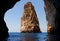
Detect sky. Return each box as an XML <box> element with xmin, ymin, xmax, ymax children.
<box><xmin>4</xmin><ymin>0</ymin><xmax>47</xmax><ymax>32</ymax></box>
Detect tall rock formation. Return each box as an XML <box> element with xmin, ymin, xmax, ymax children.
<box><xmin>20</xmin><ymin>2</ymin><xmax>41</xmax><ymax>33</ymax></box>
<box><xmin>44</xmin><ymin>0</ymin><xmax>60</xmax><ymax>34</ymax></box>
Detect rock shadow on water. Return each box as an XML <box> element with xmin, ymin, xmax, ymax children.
<box><xmin>0</xmin><ymin>36</ymin><xmax>8</xmax><ymax>41</ymax></box>
<box><xmin>20</xmin><ymin>33</ymin><xmax>38</xmax><ymax>41</ymax></box>
<box><xmin>21</xmin><ymin>34</ymin><xmax>35</xmax><ymax>41</ymax></box>
<box><xmin>47</xmin><ymin>34</ymin><xmax>60</xmax><ymax>41</ymax></box>
<box><xmin>20</xmin><ymin>33</ymin><xmax>47</xmax><ymax>41</ymax></box>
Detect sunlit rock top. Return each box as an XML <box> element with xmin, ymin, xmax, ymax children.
<box><xmin>20</xmin><ymin>2</ymin><xmax>41</xmax><ymax>33</ymax></box>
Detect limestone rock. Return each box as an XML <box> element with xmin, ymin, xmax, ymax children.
<box><xmin>20</xmin><ymin>2</ymin><xmax>41</xmax><ymax>33</ymax></box>
<box><xmin>44</xmin><ymin>0</ymin><xmax>60</xmax><ymax>34</ymax></box>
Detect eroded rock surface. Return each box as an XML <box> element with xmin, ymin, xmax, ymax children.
<box><xmin>20</xmin><ymin>2</ymin><xmax>41</xmax><ymax>33</ymax></box>
<box><xmin>44</xmin><ymin>0</ymin><xmax>60</xmax><ymax>34</ymax></box>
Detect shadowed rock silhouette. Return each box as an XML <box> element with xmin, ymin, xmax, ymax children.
<box><xmin>0</xmin><ymin>0</ymin><xmax>20</xmax><ymax>39</ymax></box>
<box><xmin>44</xmin><ymin>0</ymin><xmax>60</xmax><ymax>34</ymax></box>
<box><xmin>47</xmin><ymin>35</ymin><xmax>60</xmax><ymax>41</ymax></box>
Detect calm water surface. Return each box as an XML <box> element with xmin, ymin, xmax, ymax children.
<box><xmin>8</xmin><ymin>32</ymin><xmax>47</xmax><ymax>41</ymax></box>
<box><xmin>1</xmin><ymin>32</ymin><xmax>60</xmax><ymax>41</ymax></box>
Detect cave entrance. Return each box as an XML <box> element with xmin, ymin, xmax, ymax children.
<box><xmin>4</xmin><ymin>0</ymin><xmax>47</xmax><ymax>32</ymax></box>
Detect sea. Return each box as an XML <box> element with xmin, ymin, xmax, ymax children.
<box><xmin>1</xmin><ymin>32</ymin><xmax>60</xmax><ymax>41</ymax></box>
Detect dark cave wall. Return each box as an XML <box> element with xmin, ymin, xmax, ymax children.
<box><xmin>0</xmin><ymin>0</ymin><xmax>20</xmax><ymax>39</ymax></box>
<box><xmin>44</xmin><ymin>0</ymin><xmax>60</xmax><ymax>34</ymax></box>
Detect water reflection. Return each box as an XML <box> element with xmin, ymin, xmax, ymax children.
<box><xmin>1</xmin><ymin>33</ymin><xmax>47</xmax><ymax>41</ymax></box>
<box><xmin>20</xmin><ymin>33</ymin><xmax>38</xmax><ymax>41</ymax></box>
<box><xmin>2</xmin><ymin>33</ymin><xmax>60</xmax><ymax>41</ymax></box>
<box><xmin>20</xmin><ymin>33</ymin><xmax>47</xmax><ymax>41</ymax></box>
<box><xmin>47</xmin><ymin>34</ymin><xmax>60</xmax><ymax>41</ymax></box>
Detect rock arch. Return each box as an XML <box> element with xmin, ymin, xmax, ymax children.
<box><xmin>0</xmin><ymin>0</ymin><xmax>59</xmax><ymax>39</ymax></box>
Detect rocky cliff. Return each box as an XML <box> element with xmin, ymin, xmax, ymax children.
<box><xmin>20</xmin><ymin>2</ymin><xmax>41</xmax><ymax>33</ymax></box>
<box><xmin>0</xmin><ymin>0</ymin><xmax>20</xmax><ymax>39</ymax></box>
<box><xmin>44</xmin><ymin>0</ymin><xmax>60</xmax><ymax>34</ymax></box>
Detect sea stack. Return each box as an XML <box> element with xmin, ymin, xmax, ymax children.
<box><xmin>44</xmin><ymin>0</ymin><xmax>60</xmax><ymax>34</ymax></box>
<box><xmin>20</xmin><ymin>2</ymin><xmax>41</xmax><ymax>33</ymax></box>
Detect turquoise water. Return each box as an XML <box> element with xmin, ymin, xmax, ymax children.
<box><xmin>1</xmin><ymin>32</ymin><xmax>60</xmax><ymax>41</ymax></box>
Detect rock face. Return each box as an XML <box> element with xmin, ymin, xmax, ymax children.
<box><xmin>0</xmin><ymin>0</ymin><xmax>20</xmax><ymax>39</ymax></box>
<box><xmin>47</xmin><ymin>35</ymin><xmax>60</xmax><ymax>41</ymax></box>
<box><xmin>20</xmin><ymin>2</ymin><xmax>41</xmax><ymax>33</ymax></box>
<box><xmin>44</xmin><ymin>0</ymin><xmax>60</xmax><ymax>34</ymax></box>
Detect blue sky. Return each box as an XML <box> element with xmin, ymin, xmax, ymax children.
<box><xmin>4</xmin><ymin>0</ymin><xmax>47</xmax><ymax>32</ymax></box>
